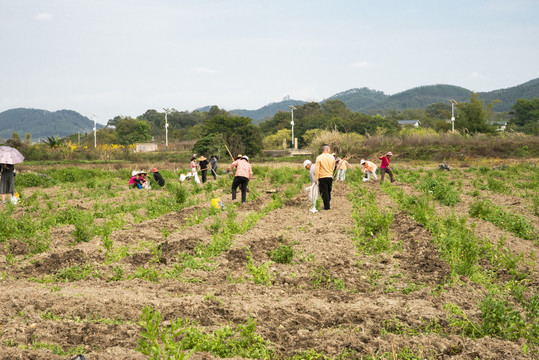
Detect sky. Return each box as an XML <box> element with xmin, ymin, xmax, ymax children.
<box><xmin>1</xmin><ymin>0</ymin><xmax>538</xmax><ymax>125</ymax></box>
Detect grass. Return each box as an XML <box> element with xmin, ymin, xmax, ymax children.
<box><xmin>469</xmin><ymin>198</ymin><xmax>538</xmax><ymax>241</ymax></box>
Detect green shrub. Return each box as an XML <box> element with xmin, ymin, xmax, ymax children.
<box><xmin>469</xmin><ymin>199</ymin><xmax>538</xmax><ymax>241</ymax></box>
<box><xmin>269</xmin><ymin>244</ymin><xmax>294</xmax><ymax>264</ymax></box>
<box><xmin>417</xmin><ymin>173</ymin><xmax>460</xmax><ymax>206</ymax></box>
<box><xmin>15</xmin><ymin>172</ymin><xmax>50</xmax><ymax>188</ymax></box>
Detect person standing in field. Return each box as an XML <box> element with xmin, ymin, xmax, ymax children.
<box><xmin>184</xmin><ymin>156</ymin><xmax>200</xmax><ymax>183</ymax></box>
<box><xmin>210</xmin><ymin>156</ymin><xmax>218</xmax><ymax>180</ymax></box>
<box><xmin>360</xmin><ymin>159</ymin><xmax>378</xmax><ymax>182</ymax></box>
<box><xmin>198</xmin><ymin>156</ymin><xmax>209</xmax><ymax>183</ymax></box>
<box><xmin>303</xmin><ymin>160</ymin><xmax>319</xmax><ymax>213</ymax></box>
<box><xmin>0</xmin><ymin>163</ymin><xmax>15</xmax><ymax>205</ymax></box>
<box><xmin>336</xmin><ymin>155</ymin><xmax>351</xmax><ymax>181</ymax></box>
<box><xmin>379</xmin><ymin>151</ymin><xmax>394</xmax><ymax>183</ymax></box>
<box><xmin>229</xmin><ymin>155</ymin><xmax>252</xmax><ymax>204</ymax></box>
<box><xmin>315</xmin><ymin>144</ymin><xmax>336</xmax><ymax>210</ymax></box>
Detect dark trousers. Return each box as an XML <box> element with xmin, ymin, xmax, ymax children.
<box><xmin>380</xmin><ymin>168</ymin><xmax>394</xmax><ymax>183</ymax></box>
<box><xmin>318</xmin><ymin>177</ymin><xmax>333</xmax><ymax>210</ymax></box>
<box><xmin>201</xmin><ymin>170</ymin><xmax>207</xmax><ymax>183</ymax></box>
<box><xmin>211</xmin><ymin>168</ymin><xmax>217</xmax><ymax>180</ymax></box>
<box><xmin>232</xmin><ymin>176</ymin><xmax>249</xmax><ymax>203</ymax></box>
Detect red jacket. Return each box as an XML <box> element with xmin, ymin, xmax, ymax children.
<box><xmin>379</xmin><ymin>156</ymin><xmax>390</xmax><ymax>169</ymax></box>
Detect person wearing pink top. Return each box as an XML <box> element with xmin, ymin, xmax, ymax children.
<box><xmin>378</xmin><ymin>151</ymin><xmax>394</xmax><ymax>183</ymax></box>
<box><xmin>229</xmin><ymin>155</ymin><xmax>252</xmax><ymax>204</ymax></box>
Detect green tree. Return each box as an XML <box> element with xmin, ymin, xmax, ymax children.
<box><xmin>510</xmin><ymin>98</ymin><xmax>539</xmax><ymax>134</ymax></box>
<box><xmin>11</xmin><ymin>132</ymin><xmax>21</xmax><ymax>142</ymax></box>
<box><xmin>202</xmin><ymin>113</ymin><xmax>262</xmax><ymax>156</ymax></box>
<box><xmin>192</xmin><ymin>133</ymin><xmax>227</xmax><ymax>158</ymax></box>
<box><xmin>259</xmin><ymin>111</ymin><xmax>291</xmax><ymax>136</ymax></box>
<box><xmin>24</xmin><ymin>133</ymin><xmax>32</xmax><ymax>146</ymax></box>
<box><xmin>262</xmin><ymin>129</ymin><xmax>291</xmax><ymax>149</ymax></box>
<box><xmin>455</xmin><ymin>92</ymin><xmax>498</xmax><ymax>133</ymax></box>
<box><xmin>115</xmin><ymin>117</ymin><xmax>152</xmax><ymax>145</ymax></box>
<box><xmin>42</xmin><ymin>135</ymin><xmax>61</xmax><ymax>150</ymax></box>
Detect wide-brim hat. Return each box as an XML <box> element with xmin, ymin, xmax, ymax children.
<box><xmin>131</xmin><ymin>170</ymin><xmax>139</xmax><ymax>177</ymax></box>
<box><xmin>235</xmin><ymin>154</ymin><xmax>243</xmax><ymax>160</ymax></box>
<box><xmin>139</xmin><ymin>171</ymin><xmax>147</xmax><ymax>175</ymax></box>
<box><xmin>303</xmin><ymin>160</ymin><xmax>312</xmax><ymax>168</ymax></box>
<box><xmin>242</xmin><ymin>155</ymin><xmax>249</xmax><ymax>161</ymax></box>
<box><xmin>199</xmin><ymin>156</ymin><xmax>207</xmax><ymax>161</ymax></box>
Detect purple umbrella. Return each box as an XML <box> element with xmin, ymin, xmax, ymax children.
<box><xmin>0</xmin><ymin>146</ymin><xmax>25</xmax><ymax>165</ymax></box>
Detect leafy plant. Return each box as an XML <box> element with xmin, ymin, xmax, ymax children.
<box><xmin>269</xmin><ymin>244</ymin><xmax>294</xmax><ymax>264</ymax></box>
<box><xmin>246</xmin><ymin>256</ymin><xmax>274</xmax><ymax>286</ymax></box>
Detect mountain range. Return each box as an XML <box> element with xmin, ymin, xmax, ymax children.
<box><xmin>1</xmin><ymin>78</ymin><xmax>538</xmax><ymax>139</ymax></box>
<box><xmin>0</xmin><ymin>108</ymin><xmax>103</xmax><ymax>141</ymax></box>
<box><xmin>230</xmin><ymin>77</ymin><xmax>539</xmax><ymax>123</ymax></box>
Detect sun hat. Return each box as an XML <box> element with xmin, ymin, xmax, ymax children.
<box><xmin>242</xmin><ymin>155</ymin><xmax>249</xmax><ymax>161</ymax></box>
<box><xmin>131</xmin><ymin>170</ymin><xmax>139</xmax><ymax>177</ymax></box>
<box><xmin>199</xmin><ymin>156</ymin><xmax>207</xmax><ymax>161</ymax></box>
<box><xmin>387</xmin><ymin>151</ymin><xmax>393</xmax><ymax>156</ymax></box>
<box><xmin>303</xmin><ymin>160</ymin><xmax>312</xmax><ymax>168</ymax></box>
<box><xmin>235</xmin><ymin>154</ymin><xmax>243</xmax><ymax>159</ymax></box>
<box><xmin>152</xmin><ymin>168</ymin><xmax>158</xmax><ymax>173</ymax></box>
<box><xmin>360</xmin><ymin>159</ymin><xmax>365</xmax><ymax>165</ymax></box>
<box><xmin>139</xmin><ymin>170</ymin><xmax>147</xmax><ymax>175</ymax></box>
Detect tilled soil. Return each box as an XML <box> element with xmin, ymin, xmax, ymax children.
<box><xmin>0</xmin><ymin>174</ymin><xmax>536</xmax><ymax>359</ymax></box>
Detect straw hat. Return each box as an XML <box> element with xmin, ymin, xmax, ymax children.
<box><xmin>235</xmin><ymin>154</ymin><xmax>243</xmax><ymax>160</ymax></box>
<box><xmin>199</xmin><ymin>156</ymin><xmax>207</xmax><ymax>161</ymax></box>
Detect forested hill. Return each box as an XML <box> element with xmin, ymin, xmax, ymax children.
<box><xmin>229</xmin><ymin>99</ymin><xmax>307</xmax><ymax>124</ymax></box>
<box><xmin>228</xmin><ymin>78</ymin><xmax>539</xmax><ymax>122</ymax></box>
<box><xmin>480</xmin><ymin>78</ymin><xmax>539</xmax><ymax>112</ymax></box>
<box><xmin>0</xmin><ymin>108</ymin><xmax>103</xmax><ymax>140</ymax></box>
<box><xmin>356</xmin><ymin>79</ymin><xmax>539</xmax><ymax>114</ymax></box>
<box><xmin>357</xmin><ymin>85</ymin><xmax>472</xmax><ymax>114</ymax></box>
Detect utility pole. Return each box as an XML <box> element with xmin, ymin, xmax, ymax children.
<box><xmin>163</xmin><ymin>108</ymin><xmax>170</xmax><ymax>152</ymax></box>
<box><xmin>449</xmin><ymin>100</ymin><xmax>458</xmax><ymax>133</ymax></box>
<box><xmin>91</xmin><ymin>114</ymin><xmax>97</xmax><ymax>148</ymax></box>
<box><xmin>289</xmin><ymin>105</ymin><xmax>296</xmax><ymax>148</ymax></box>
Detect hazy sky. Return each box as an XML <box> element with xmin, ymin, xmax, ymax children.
<box><xmin>1</xmin><ymin>0</ymin><xmax>538</xmax><ymax>124</ymax></box>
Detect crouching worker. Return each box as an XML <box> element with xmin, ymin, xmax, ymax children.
<box><xmin>230</xmin><ymin>155</ymin><xmax>252</xmax><ymax>204</ymax></box>
<box><xmin>129</xmin><ymin>171</ymin><xmax>143</xmax><ymax>189</ymax></box>
<box><xmin>361</xmin><ymin>159</ymin><xmax>378</xmax><ymax>182</ymax></box>
<box><xmin>303</xmin><ymin>160</ymin><xmax>319</xmax><ymax>213</ymax></box>
<box><xmin>152</xmin><ymin>168</ymin><xmax>165</xmax><ymax>187</ymax></box>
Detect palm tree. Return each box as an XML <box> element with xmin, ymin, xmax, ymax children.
<box><xmin>43</xmin><ymin>135</ymin><xmax>61</xmax><ymax>150</ymax></box>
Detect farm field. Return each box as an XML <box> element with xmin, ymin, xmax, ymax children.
<box><xmin>0</xmin><ymin>161</ymin><xmax>538</xmax><ymax>359</ymax></box>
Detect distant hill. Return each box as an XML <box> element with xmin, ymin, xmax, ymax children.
<box><xmin>479</xmin><ymin>78</ymin><xmax>539</xmax><ymax>112</ymax></box>
<box><xmin>211</xmin><ymin>78</ymin><xmax>539</xmax><ymax>121</ymax></box>
<box><xmin>0</xmin><ymin>108</ymin><xmax>103</xmax><ymax>141</ymax></box>
<box><xmin>229</xmin><ymin>99</ymin><xmax>307</xmax><ymax>124</ymax></box>
<box><xmin>357</xmin><ymin>84</ymin><xmax>472</xmax><ymax>114</ymax></box>
<box><xmin>324</xmin><ymin>87</ymin><xmax>388</xmax><ymax>111</ymax></box>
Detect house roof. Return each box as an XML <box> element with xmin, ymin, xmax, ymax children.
<box><xmin>397</xmin><ymin>120</ymin><xmax>421</xmax><ymax>125</ymax></box>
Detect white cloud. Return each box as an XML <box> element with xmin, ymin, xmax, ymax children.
<box><xmin>350</xmin><ymin>61</ymin><xmax>372</xmax><ymax>68</ymax></box>
<box><xmin>193</xmin><ymin>67</ymin><xmax>217</xmax><ymax>74</ymax></box>
<box><xmin>35</xmin><ymin>13</ymin><xmax>54</xmax><ymax>21</ymax></box>
<box><xmin>470</xmin><ymin>72</ymin><xmax>482</xmax><ymax>79</ymax></box>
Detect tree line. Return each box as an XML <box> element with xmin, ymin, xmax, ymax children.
<box><xmin>3</xmin><ymin>94</ymin><xmax>537</xmax><ymax>157</ymax></box>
